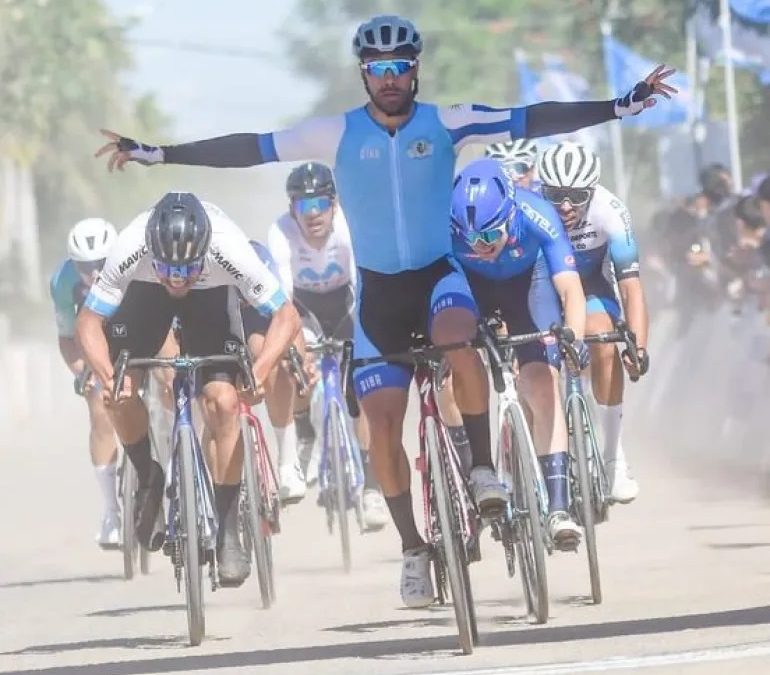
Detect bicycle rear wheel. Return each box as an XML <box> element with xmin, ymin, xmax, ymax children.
<box><xmin>178</xmin><ymin>428</ymin><xmax>205</xmax><ymax>645</ymax></box>
<box><xmin>426</xmin><ymin>417</ymin><xmax>474</xmax><ymax>655</ymax></box>
<box><xmin>328</xmin><ymin>400</ymin><xmax>352</xmax><ymax>573</ymax></box>
<box><xmin>504</xmin><ymin>407</ymin><xmax>549</xmax><ymax>623</ymax></box>
<box><xmin>568</xmin><ymin>394</ymin><xmax>602</xmax><ymax>605</ymax></box>
<box><xmin>121</xmin><ymin>455</ymin><xmax>139</xmax><ymax>580</ymax></box>
<box><xmin>241</xmin><ymin>416</ymin><xmax>275</xmax><ymax>609</ymax></box>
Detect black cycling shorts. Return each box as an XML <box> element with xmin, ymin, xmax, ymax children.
<box><xmin>105</xmin><ymin>281</ymin><xmax>243</xmax><ymax>385</ymax></box>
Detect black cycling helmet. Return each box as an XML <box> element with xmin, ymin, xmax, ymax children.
<box><xmin>286</xmin><ymin>162</ymin><xmax>336</xmax><ymax>200</ymax></box>
<box><xmin>145</xmin><ymin>192</ymin><xmax>212</xmax><ymax>265</ymax></box>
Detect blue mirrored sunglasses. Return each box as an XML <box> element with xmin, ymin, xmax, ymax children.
<box><xmin>294</xmin><ymin>195</ymin><xmax>333</xmax><ymax>215</ymax></box>
<box><xmin>360</xmin><ymin>58</ymin><xmax>417</xmax><ymax>78</ymax></box>
<box><xmin>152</xmin><ymin>259</ymin><xmax>204</xmax><ymax>282</ymax></box>
<box><xmin>464</xmin><ymin>221</ymin><xmax>509</xmax><ymax>247</ymax></box>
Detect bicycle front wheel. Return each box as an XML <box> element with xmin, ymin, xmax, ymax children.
<box><xmin>426</xmin><ymin>417</ymin><xmax>474</xmax><ymax>655</ymax></box>
<box><xmin>121</xmin><ymin>455</ymin><xmax>139</xmax><ymax>580</ymax></box>
<box><xmin>504</xmin><ymin>407</ymin><xmax>549</xmax><ymax>624</ymax></box>
<box><xmin>241</xmin><ymin>416</ymin><xmax>274</xmax><ymax>609</ymax></box>
<box><xmin>328</xmin><ymin>400</ymin><xmax>352</xmax><ymax>573</ymax></box>
<box><xmin>178</xmin><ymin>428</ymin><xmax>205</xmax><ymax>645</ymax></box>
<box><xmin>568</xmin><ymin>394</ymin><xmax>601</xmax><ymax>605</ymax></box>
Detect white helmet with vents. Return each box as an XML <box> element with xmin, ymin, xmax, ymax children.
<box><xmin>485</xmin><ymin>139</ymin><xmax>538</xmax><ymax>165</ymax></box>
<box><xmin>67</xmin><ymin>218</ymin><xmax>117</xmax><ymax>262</ymax></box>
<box><xmin>353</xmin><ymin>15</ymin><xmax>423</xmax><ymax>57</ymax></box>
<box><xmin>538</xmin><ymin>142</ymin><xmax>601</xmax><ymax>188</ymax></box>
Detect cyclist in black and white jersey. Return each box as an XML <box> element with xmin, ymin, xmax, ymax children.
<box><xmin>76</xmin><ymin>192</ymin><xmax>300</xmax><ymax>586</ymax></box>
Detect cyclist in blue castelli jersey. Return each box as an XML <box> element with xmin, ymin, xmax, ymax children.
<box><xmin>51</xmin><ymin>218</ymin><xmax>121</xmax><ymax>549</ymax></box>
<box><xmin>485</xmin><ymin>139</ymin><xmax>540</xmax><ymax>192</ymax></box>
<box><xmin>96</xmin><ymin>13</ymin><xmax>677</xmax><ymax>609</ymax></box>
<box><xmin>451</xmin><ymin>158</ymin><xmax>588</xmax><ymax>550</ymax></box>
<box><xmin>538</xmin><ymin>142</ymin><xmax>650</xmax><ymax>504</ymax></box>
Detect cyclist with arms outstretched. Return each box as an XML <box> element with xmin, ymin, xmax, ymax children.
<box><xmin>96</xmin><ymin>14</ymin><xmax>676</xmax><ymax>607</ymax></box>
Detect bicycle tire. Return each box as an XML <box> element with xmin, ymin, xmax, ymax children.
<box><xmin>504</xmin><ymin>407</ymin><xmax>549</xmax><ymax>623</ymax></box>
<box><xmin>568</xmin><ymin>394</ymin><xmax>602</xmax><ymax>605</ymax></box>
<box><xmin>121</xmin><ymin>456</ymin><xmax>139</xmax><ymax>580</ymax></box>
<box><xmin>178</xmin><ymin>428</ymin><xmax>205</xmax><ymax>645</ymax></box>
<box><xmin>426</xmin><ymin>417</ymin><xmax>474</xmax><ymax>655</ymax></box>
<box><xmin>241</xmin><ymin>416</ymin><xmax>274</xmax><ymax>609</ymax></box>
<box><xmin>328</xmin><ymin>400</ymin><xmax>352</xmax><ymax>573</ymax></box>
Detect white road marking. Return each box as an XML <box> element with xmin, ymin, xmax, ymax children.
<box><xmin>424</xmin><ymin>640</ymin><xmax>770</xmax><ymax>674</ymax></box>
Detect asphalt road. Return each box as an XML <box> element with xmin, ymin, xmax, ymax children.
<box><xmin>2</xmin><ymin>368</ymin><xmax>770</xmax><ymax>675</ymax></box>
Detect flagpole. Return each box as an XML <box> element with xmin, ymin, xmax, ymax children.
<box><xmin>719</xmin><ymin>0</ymin><xmax>743</xmax><ymax>191</ymax></box>
<box><xmin>600</xmin><ymin>18</ymin><xmax>628</xmax><ymax>201</ymax></box>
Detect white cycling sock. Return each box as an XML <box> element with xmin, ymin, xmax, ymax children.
<box><xmin>594</xmin><ymin>403</ymin><xmax>627</xmax><ymax>468</ymax></box>
<box><xmin>275</xmin><ymin>423</ymin><xmax>299</xmax><ymax>470</ymax></box>
<box><xmin>94</xmin><ymin>462</ymin><xmax>119</xmax><ymax>513</ymax></box>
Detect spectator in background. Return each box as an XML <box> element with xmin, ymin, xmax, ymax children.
<box><xmin>724</xmin><ymin>196</ymin><xmax>770</xmax><ymax>314</ymax></box>
<box><xmin>757</xmin><ymin>175</ymin><xmax>770</xmax><ymax>228</ymax></box>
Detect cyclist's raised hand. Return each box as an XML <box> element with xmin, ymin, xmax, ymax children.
<box><xmin>95</xmin><ymin>129</ymin><xmax>164</xmax><ymax>172</ymax></box>
<box><xmin>614</xmin><ymin>65</ymin><xmax>678</xmax><ymax>118</ymax></box>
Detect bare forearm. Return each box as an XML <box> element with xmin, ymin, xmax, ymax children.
<box><xmin>554</xmin><ymin>273</ymin><xmax>586</xmax><ymax>339</ymax></box>
<box><xmin>619</xmin><ymin>280</ymin><xmax>649</xmax><ymax>349</ymax></box>
<box><xmin>252</xmin><ymin>304</ymin><xmax>301</xmax><ymax>384</ymax></box>
<box><xmin>75</xmin><ymin>310</ymin><xmax>113</xmax><ymax>385</ymax></box>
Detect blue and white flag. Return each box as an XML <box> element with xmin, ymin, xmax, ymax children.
<box><xmin>603</xmin><ymin>34</ymin><xmax>691</xmax><ymax>128</ymax></box>
<box><xmin>730</xmin><ymin>0</ymin><xmax>770</xmax><ymax>25</ymax></box>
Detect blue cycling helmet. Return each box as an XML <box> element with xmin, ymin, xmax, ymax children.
<box><xmin>451</xmin><ymin>159</ymin><xmax>516</xmax><ymax>243</ymax></box>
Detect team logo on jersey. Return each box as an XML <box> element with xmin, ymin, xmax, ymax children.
<box><xmin>508</xmin><ymin>246</ymin><xmax>524</xmax><ymax>259</ymax></box>
<box><xmin>520</xmin><ymin>202</ymin><xmax>559</xmax><ymax>240</ymax></box>
<box><xmin>224</xmin><ymin>340</ymin><xmax>240</xmax><ymax>354</ymax></box>
<box><xmin>118</xmin><ymin>245</ymin><xmax>148</xmax><ymax>275</ymax></box>
<box><xmin>407</xmin><ymin>139</ymin><xmax>433</xmax><ymax>159</ymax></box>
<box><xmin>111</xmin><ymin>323</ymin><xmax>127</xmax><ymax>338</ymax></box>
<box><xmin>211</xmin><ymin>248</ymin><xmax>244</xmax><ymax>280</ymax></box>
<box><xmin>252</xmin><ymin>282</ymin><xmax>265</xmax><ymax>296</ymax></box>
<box><xmin>297</xmin><ymin>262</ymin><xmax>344</xmax><ymax>285</ymax></box>
<box><xmin>360</xmin><ymin>147</ymin><xmax>381</xmax><ymax>160</ymax></box>
<box><xmin>564</xmin><ymin>254</ymin><xmax>576</xmax><ymax>267</ymax></box>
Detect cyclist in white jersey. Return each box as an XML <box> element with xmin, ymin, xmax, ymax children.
<box><xmin>50</xmin><ymin>218</ymin><xmax>121</xmax><ymax>549</ymax></box>
<box><xmin>263</xmin><ymin>162</ymin><xmax>388</xmax><ymax>529</ymax></box>
<box><xmin>538</xmin><ymin>142</ymin><xmax>650</xmax><ymax>503</ymax></box>
<box><xmin>76</xmin><ymin>192</ymin><xmax>300</xmax><ymax>587</ymax></box>
<box><xmin>97</xmin><ymin>13</ymin><xmax>676</xmax><ymax>608</ymax></box>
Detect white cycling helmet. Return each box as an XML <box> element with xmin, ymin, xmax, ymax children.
<box><xmin>485</xmin><ymin>139</ymin><xmax>538</xmax><ymax>165</ymax></box>
<box><xmin>67</xmin><ymin>217</ymin><xmax>117</xmax><ymax>262</ymax></box>
<box><xmin>538</xmin><ymin>142</ymin><xmax>601</xmax><ymax>188</ymax></box>
<box><xmin>352</xmin><ymin>15</ymin><xmax>423</xmax><ymax>57</ymax></box>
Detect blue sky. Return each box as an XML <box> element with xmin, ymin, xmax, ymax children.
<box><xmin>106</xmin><ymin>0</ymin><xmax>319</xmax><ymax>138</ymax></box>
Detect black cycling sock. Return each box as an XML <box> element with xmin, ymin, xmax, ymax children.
<box><xmin>361</xmin><ymin>450</ymin><xmax>380</xmax><ymax>491</ymax></box>
<box><xmin>294</xmin><ymin>409</ymin><xmax>315</xmax><ymax>442</ymax></box>
<box><xmin>384</xmin><ymin>491</ymin><xmax>424</xmax><ymax>552</ymax></box>
<box><xmin>124</xmin><ymin>436</ymin><xmax>153</xmax><ymax>488</ymax></box>
<box><xmin>538</xmin><ymin>452</ymin><xmax>570</xmax><ymax>513</ymax></box>
<box><xmin>448</xmin><ymin>425</ymin><xmax>472</xmax><ymax>477</ymax></box>
<box><xmin>214</xmin><ymin>483</ymin><xmax>241</xmax><ymax>548</ymax></box>
<box><xmin>462</xmin><ymin>412</ymin><xmax>493</xmax><ymax>470</ymax></box>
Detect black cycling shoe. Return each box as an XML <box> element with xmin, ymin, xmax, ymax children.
<box><xmin>217</xmin><ymin>543</ymin><xmax>251</xmax><ymax>587</ymax></box>
<box><xmin>135</xmin><ymin>460</ymin><xmax>165</xmax><ymax>552</ymax></box>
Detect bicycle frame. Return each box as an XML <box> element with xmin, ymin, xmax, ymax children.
<box><xmin>239</xmin><ymin>402</ymin><xmax>280</xmax><ymax>535</ymax></box>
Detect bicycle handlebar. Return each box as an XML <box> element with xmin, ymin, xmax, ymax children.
<box><xmin>285</xmin><ymin>345</ymin><xmax>310</xmax><ymax>398</ymax></box>
<box><xmin>584</xmin><ymin>319</ymin><xmax>640</xmax><ymax>382</ymax></box>
<box><xmin>112</xmin><ymin>348</ymin><xmax>254</xmax><ymax>403</ymax></box>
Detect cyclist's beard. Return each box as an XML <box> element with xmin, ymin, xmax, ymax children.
<box><xmin>366</xmin><ymin>78</ymin><xmax>418</xmax><ymax>117</ymax></box>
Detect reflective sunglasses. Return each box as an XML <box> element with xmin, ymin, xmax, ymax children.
<box><xmin>360</xmin><ymin>58</ymin><xmax>417</xmax><ymax>78</ymax></box>
<box><xmin>294</xmin><ymin>195</ymin><xmax>333</xmax><ymax>215</ymax></box>
<box><xmin>152</xmin><ymin>259</ymin><xmax>205</xmax><ymax>284</ymax></box>
<box><xmin>75</xmin><ymin>259</ymin><xmax>106</xmax><ymax>276</ymax></box>
<box><xmin>463</xmin><ymin>221</ymin><xmax>509</xmax><ymax>247</ymax></box>
<box><xmin>504</xmin><ymin>161</ymin><xmax>533</xmax><ymax>178</ymax></box>
<box><xmin>542</xmin><ymin>185</ymin><xmax>594</xmax><ymax>207</ymax></box>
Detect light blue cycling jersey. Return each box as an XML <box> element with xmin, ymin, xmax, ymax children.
<box><xmin>453</xmin><ymin>188</ymin><xmax>576</xmax><ymax>280</ymax></box>
<box><xmin>49</xmin><ymin>259</ymin><xmax>88</xmax><ymax>338</ymax></box>
<box><xmin>256</xmin><ymin>103</ymin><xmax>527</xmax><ymax>274</ymax></box>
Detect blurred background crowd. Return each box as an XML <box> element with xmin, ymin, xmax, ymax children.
<box><xmin>1</xmin><ymin>0</ymin><xmax>770</xmax><ymax>489</ymax></box>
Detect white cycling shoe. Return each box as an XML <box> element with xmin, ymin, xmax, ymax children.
<box><xmin>470</xmin><ymin>466</ymin><xmax>508</xmax><ymax>517</ymax></box>
<box><xmin>362</xmin><ymin>489</ymin><xmax>388</xmax><ymax>531</ymax></box>
<box><xmin>96</xmin><ymin>509</ymin><xmax>121</xmax><ymax>550</ymax></box>
<box><xmin>401</xmin><ymin>546</ymin><xmax>434</xmax><ymax>608</ymax></box>
<box><xmin>608</xmin><ymin>461</ymin><xmax>639</xmax><ymax>504</ymax></box>
<box><xmin>278</xmin><ymin>463</ymin><xmax>307</xmax><ymax>505</ymax></box>
<box><xmin>548</xmin><ymin>511</ymin><xmax>581</xmax><ymax>551</ymax></box>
